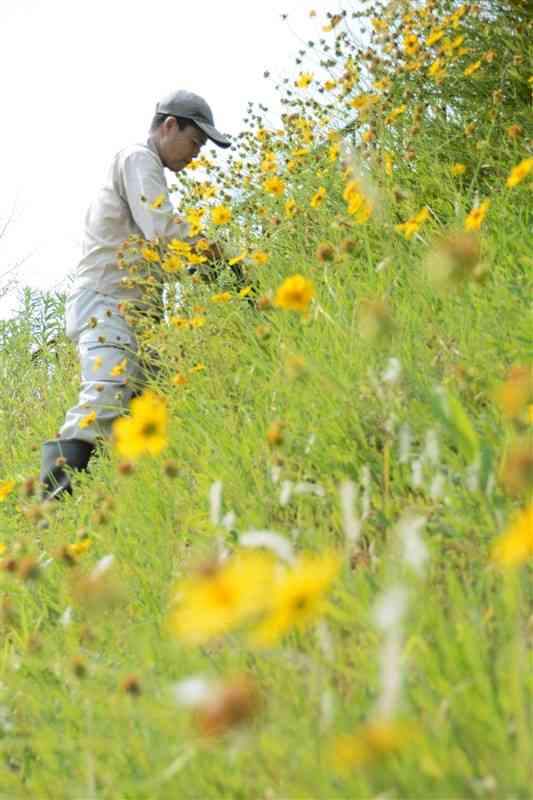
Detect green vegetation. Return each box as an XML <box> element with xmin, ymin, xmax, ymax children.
<box><xmin>0</xmin><ymin>1</ymin><xmax>531</xmax><ymax>797</ymax></box>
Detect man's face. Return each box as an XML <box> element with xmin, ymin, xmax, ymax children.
<box><xmin>158</xmin><ymin>118</ymin><xmax>207</xmax><ymax>172</ymax></box>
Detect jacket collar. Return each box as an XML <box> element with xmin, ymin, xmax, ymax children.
<box><xmin>146</xmin><ymin>135</ymin><xmax>164</xmax><ymax>166</ymax></box>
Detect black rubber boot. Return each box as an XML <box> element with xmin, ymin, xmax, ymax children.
<box><xmin>39</xmin><ymin>439</ymin><xmax>95</xmax><ymax>501</ymax></box>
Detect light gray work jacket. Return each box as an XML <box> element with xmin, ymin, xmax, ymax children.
<box><xmin>68</xmin><ymin>136</ymin><xmax>192</xmax><ymax>310</ymax></box>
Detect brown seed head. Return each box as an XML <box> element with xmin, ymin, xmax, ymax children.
<box><xmin>257</xmin><ymin>293</ymin><xmax>273</xmax><ymax>311</ymax></box>
<box><xmin>23</xmin><ymin>504</ymin><xmax>46</xmax><ymax>523</ymax></box>
<box><xmin>499</xmin><ymin>438</ymin><xmax>533</xmax><ymax>496</ymax></box>
<box><xmin>22</xmin><ymin>477</ymin><xmax>37</xmax><ymax>498</ymax></box>
<box><xmin>315</xmin><ymin>242</ymin><xmax>336</xmax><ymax>262</ymax></box>
<box><xmin>122</xmin><ymin>674</ymin><xmax>141</xmax><ymax>696</ymax></box>
<box><xmin>255</xmin><ymin>324</ymin><xmax>271</xmax><ymax>339</ymax></box>
<box><xmin>117</xmin><ymin>461</ymin><xmax>135</xmax><ymax>476</ymax></box>
<box><xmin>18</xmin><ymin>557</ymin><xmax>40</xmax><ymax>581</ymax></box>
<box><xmin>267</xmin><ymin>420</ymin><xmax>285</xmax><ymax>446</ymax></box>
<box><xmin>339</xmin><ymin>239</ymin><xmax>359</xmax><ymax>255</ymax></box>
<box><xmin>163</xmin><ymin>459</ymin><xmax>179</xmax><ymax>478</ymax></box>
<box><xmin>56</xmin><ymin>545</ymin><xmax>77</xmax><ymax>567</ymax></box>
<box><xmin>194</xmin><ymin>674</ymin><xmax>261</xmax><ymax>738</ymax></box>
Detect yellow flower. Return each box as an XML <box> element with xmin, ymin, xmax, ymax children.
<box><xmin>185</xmin><ymin>207</ymin><xmax>205</xmax><ymax>229</ymax></box>
<box><xmin>403</xmin><ymin>33</ymin><xmax>419</xmax><ymax>56</ymax></box>
<box><xmin>395</xmin><ymin>207</ymin><xmax>430</xmax><ymax>240</ymax></box>
<box><xmin>464</xmin><ymin>60</ymin><xmax>482</xmax><ymax>77</ymax></box>
<box><xmin>491</xmin><ymin>504</ymin><xmax>533</xmax><ymax>567</ymax></box>
<box><xmin>0</xmin><ymin>480</ymin><xmax>16</xmax><ymax>502</ymax></box>
<box><xmin>310</xmin><ymin>187</ymin><xmax>327</xmax><ymax>209</ymax></box>
<box><xmin>426</xmin><ymin>29</ymin><xmax>444</xmax><ymax>46</ymax></box>
<box><xmin>371</xmin><ymin>17</ymin><xmax>387</xmax><ymax>32</ymax></box>
<box><xmin>373</xmin><ymin>77</ymin><xmax>392</xmax><ymax>91</ymax></box>
<box><xmin>285</xmin><ymin>198</ymin><xmax>297</xmax><ymax>218</ymax></box>
<box><xmin>464</xmin><ymin>199</ymin><xmax>490</xmax><ymax>231</ymax></box>
<box><xmin>79</xmin><ymin>411</ymin><xmax>97</xmax><ymax>429</ymax></box>
<box><xmin>92</xmin><ymin>356</ymin><xmax>103</xmax><ymax>371</ymax></box>
<box><xmin>260</xmin><ymin>152</ymin><xmax>277</xmax><ymax>173</ymax></box>
<box><xmin>343</xmin><ymin>180</ymin><xmax>374</xmax><ymax>223</ymax></box>
<box><xmin>384</xmin><ymin>152</ymin><xmax>394</xmax><ymax>177</ymax></box>
<box><xmin>141</xmin><ymin>247</ymin><xmax>160</xmax><ymax>263</ymax></box>
<box><xmin>0</xmin><ymin>544</ymin><xmax>5</xmax><ymax>556</ymax></box>
<box><xmin>506</xmin><ymin>157</ymin><xmax>533</xmax><ymax>188</ymax></box>
<box><xmin>228</xmin><ymin>253</ymin><xmax>246</xmax><ymax>266</ymax></box>
<box><xmin>330</xmin><ymin>721</ymin><xmax>418</xmax><ymax>773</ymax></box>
<box><xmin>167</xmin><ymin>551</ymin><xmax>276</xmax><ymax>645</ymax></box>
<box><xmin>199</xmin><ymin>182</ymin><xmax>217</xmax><ymax>199</ymax></box>
<box><xmin>172</xmin><ymin>372</ymin><xmax>188</xmax><ymax>386</ymax></box>
<box><xmin>249</xmin><ymin>552</ymin><xmax>341</xmax><ymax>647</ymax></box>
<box><xmin>189</xmin><ymin>317</ymin><xmax>206</xmax><ymax>328</ymax></box>
<box><xmin>161</xmin><ymin>254</ymin><xmax>184</xmax><ymax>273</ymax></box>
<box><xmin>323</xmin><ymin>79</ymin><xmax>337</xmax><ymax>91</ymax></box>
<box><xmin>239</xmin><ymin>286</ymin><xmax>252</xmax><ymax>298</ymax></box>
<box><xmin>328</xmin><ymin>143</ymin><xmax>340</xmax><ymax>162</ymax></box>
<box><xmin>428</xmin><ymin>58</ymin><xmax>446</xmax><ymax>79</ymax></box>
<box><xmin>451</xmin><ymin>163</ymin><xmax>466</xmax><ymax>176</ymax></box>
<box><xmin>211</xmin><ymin>206</ymin><xmax>232</xmax><ymax>225</ymax></box>
<box><xmin>385</xmin><ymin>104</ymin><xmax>406</xmax><ymax>125</ymax></box>
<box><xmin>110</xmin><ymin>357</ymin><xmax>128</xmax><ymax>377</ymax></box>
<box><xmin>149</xmin><ymin>193</ymin><xmax>166</xmax><ymax>209</ymax></box>
<box><xmin>67</xmin><ymin>539</ymin><xmax>92</xmax><ymax>557</ymax></box>
<box><xmin>263</xmin><ymin>176</ymin><xmax>285</xmax><ymax>196</ymax></box>
<box><xmin>112</xmin><ymin>390</ymin><xmax>168</xmax><ymax>460</ymax></box>
<box><xmin>187</xmin><ymin>253</ymin><xmax>207</xmax><ymax>265</ymax></box>
<box><xmin>251</xmin><ymin>250</ymin><xmax>269</xmax><ymax>265</ymax></box>
<box><xmin>405</xmin><ymin>59</ymin><xmax>422</xmax><ymax>73</ymax></box>
<box><xmin>190</xmin><ymin>363</ymin><xmax>206</xmax><ymax>373</ymax></box>
<box><xmin>211</xmin><ymin>292</ymin><xmax>232</xmax><ymax>304</ymax></box>
<box><xmin>168</xmin><ymin>239</ymin><xmax>192</xmax><ymax>256</ymax></box>
<box><xmin>274</xmin><ymin>274</ymin><xmax>315</xmax><ymax>314</ymax></box>
<box><xmin>350</xmin><ymin>94</ymin><xmax>378</xmax><ymax>111</ymax></box>
<box><xmin>494</xmin><ymin>365</ymin><xmax>533</xmax><ymax>419</ymax></box>
<box><xmin>170</xmin><ymin>316</ymin><xmax>190</xmax><ymax>329</ymax></box>
<box><xmin>295</xmin><ymin>72</ymin><xmax>313</xmax><ymax>88</ymax></box>
<box><xmin>355</xmin><ymin>201</ymin><xmax>374</xmax><ymax>225</ymax></box>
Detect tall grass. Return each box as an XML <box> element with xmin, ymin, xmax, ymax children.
<box><xmin>0</xmin><ymin>2</ymin><xmax>531</xmax><ymax>797</ymax></box>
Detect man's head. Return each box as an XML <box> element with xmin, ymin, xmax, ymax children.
<box><xmin>150</xmin><ymin>115</ymin><xmax>207</xmax><ymax>172</ymax></box>
<box><xmin>150</xmin><ymin>90</ymin><xmax>230</xmax><ymax>172</ymax></box>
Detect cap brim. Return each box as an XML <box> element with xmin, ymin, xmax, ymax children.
<box><xmin>193</xmin><ymin>119</ymin><xmax>231</xmax><ymax>149</ymax></box>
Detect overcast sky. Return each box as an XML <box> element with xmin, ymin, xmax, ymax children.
<box><xmin>0</xmin><ymin>0</ymin><xmax>344</xmax><ymax>317</ymax></box>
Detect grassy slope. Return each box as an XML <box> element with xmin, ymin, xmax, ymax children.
<box><xmin>0</xmin><ymin>3</ymin><xmax>532</xmax><ymax>798</ymax></box>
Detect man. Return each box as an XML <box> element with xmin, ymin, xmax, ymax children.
<box><xmin>39</xmin><ymin>90</ymin><xmax>230</xmax><ymax>500</ymax></box>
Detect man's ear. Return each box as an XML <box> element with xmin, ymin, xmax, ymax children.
<box><xmin>162</xmin><ymin>116</ymin><xmax>177</xmax><ymax>135</ymax></box>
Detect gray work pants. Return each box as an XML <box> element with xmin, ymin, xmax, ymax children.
<box><xmin>59</xmin><ymin>289</ymin><xmax>146</xmax><ymax>444</ymax></box>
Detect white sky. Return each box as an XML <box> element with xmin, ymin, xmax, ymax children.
<box><xmin>0</xmin><ymin>0</ymin><xmax>344</xmax><ymax>318</ymax></box>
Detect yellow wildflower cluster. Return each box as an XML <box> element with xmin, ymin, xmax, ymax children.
<box><xmin>491</xmin><ymin>503</ymin><xmax>533</xmax><ymax>567</ymax></box>
<box><xmin>168</xmin><ymin>549</ymin><xmax>340</xmax><ymax>647</ymax></box>
<box><xmin>113</xmin><ymin>390</ymin><xmax>168</xmax><ymax>460</ymax></box>
<box><xmin>395</xmin><ymin>207</ymin><xmax>430</xmax><ymax>240</ymax></box>
<box><xmin>343</xmin><ymin>180</ymin><xmax>374</xmax><ymax>224</ymax></box>
<box><xmin>274</xmin><ymin>274</ymin><xmax>315</xmax><ymax>314</ymax></box>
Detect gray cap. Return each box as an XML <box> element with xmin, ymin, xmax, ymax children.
<box><xmin>155</xmin><ymin>90</ymin><xmax>231</xmax><ymax>149</ymax></box>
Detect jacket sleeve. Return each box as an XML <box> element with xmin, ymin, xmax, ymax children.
<box><xmin>118</xmin><ymin>148</ymin><xmax>192</xmax><ymax>243</ymax></box>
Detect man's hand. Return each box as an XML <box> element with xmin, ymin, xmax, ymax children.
<box><xmin>201</xmin><ymin>241</ymin><xmax>225</xmax><ymax>263</ymax></box>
